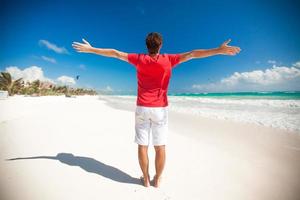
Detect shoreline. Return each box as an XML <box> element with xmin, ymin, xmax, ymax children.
<box><xmin>102</xmin><ymin>95</ymin><xmax>300</xmax><ymax>135</ymax></box>
<box><xmin>99</xmin><ymin>94</ymin><xmax>300</xmax><ymax>133</ymax></box>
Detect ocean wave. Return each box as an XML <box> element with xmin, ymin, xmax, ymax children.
<box><xmin>99</xmin><ymin>95</ymin><xmax>300</xmax><ymax>133</ymax></box>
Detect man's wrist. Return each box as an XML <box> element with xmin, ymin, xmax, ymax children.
<box><xmin>89</xmin><ymin>47</ymin><xmax>96</xmax><ymax>53</ymax></box>
<box><xmin>214</xmin><ymin>47</ymin><xmax>223</xmax><ymax>55</ymax></box>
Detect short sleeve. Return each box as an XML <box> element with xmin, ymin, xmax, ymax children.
<box><xmin>168</xmin><ymin>54</ymin><xmax>181</xmax><ymax>68</ymax></box>
<box><xmin>128</xmin><ymin>53</ymin><xmax>140</xmax><ymax>67</ymax></box>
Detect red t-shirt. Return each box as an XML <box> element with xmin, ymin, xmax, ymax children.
<box><xmin>128</xmin><ymin>53</ymin><xmax>181</xmax><ymax>107</ymax></box>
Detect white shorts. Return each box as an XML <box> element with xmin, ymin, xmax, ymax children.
<box><xmin>135</xmin><ymin>105</ymin><xmax>168</xmax><ymax>146</ymax></box>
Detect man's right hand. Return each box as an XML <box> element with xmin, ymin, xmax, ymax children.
<box><xmin>72</xmin><ymin>39</ymin><xmax>93</xmax><ymax>53</ymax></box>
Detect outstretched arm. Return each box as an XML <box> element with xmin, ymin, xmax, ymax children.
<box><xmin>72</xmin><ymin>39</ymin><xmax>128</xmax><ymax>62</ymax></box>
<box><xmin>178</xmin><ymin>39</ymin><xmax>241</xmax><ymax>64</ymax></box>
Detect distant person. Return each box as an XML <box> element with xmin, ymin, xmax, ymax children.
<box><xmin>72</xmin><ymin>32</ymin><xmax>241</xmax><ymax>187</ymax></box>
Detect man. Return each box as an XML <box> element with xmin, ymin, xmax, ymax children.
<box><xmin>72</xmin><ymin>32</ymin><xmax>241</xmax><ymax>187</ymax></box>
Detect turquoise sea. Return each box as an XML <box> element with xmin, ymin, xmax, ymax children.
<box><xmin>100</xmin><ymin>91</ymin><xmax>300</xmax><ymax>132</ymax></box>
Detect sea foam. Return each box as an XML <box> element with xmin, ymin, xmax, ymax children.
<box><xmin>99</xmin><ymin>95</ymin><xmax>300</xmax><ymax>133</ymax></box>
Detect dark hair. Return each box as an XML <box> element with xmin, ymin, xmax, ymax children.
<box><xmin>146</xmin><ymin>32</ymin><xmax>163</xmax><ymax>54</ymax></box>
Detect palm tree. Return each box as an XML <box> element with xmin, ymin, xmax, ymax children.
<box><xmin>31</xmin><ymin>80</ymin><xmax>41</xmax><ymax>95</ymax></box>
<box><xmin>11</xmin><ymin>79</ymin><xmax>24</xmax><ymax>95</ymax></box>
<box><xmin>0</xmin><ymin>72</ymin><xmax>23</xmax><ymax>96</ymax></box>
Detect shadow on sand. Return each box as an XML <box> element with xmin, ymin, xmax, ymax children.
<box><xmin>6</xmin><ymin>153</ymin><xmax>141</xmax><ymax>185</ymax></box>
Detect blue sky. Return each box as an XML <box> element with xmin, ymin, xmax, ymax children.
<box><xmin>1</xmin><ymin>0</ymin><xmax>300</xmax><ymax>93</ymax></box>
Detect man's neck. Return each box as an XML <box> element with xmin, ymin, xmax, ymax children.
<box><xmin>149</xmin><ymin>53</ymin><xmax>159</xmax><ymax>57</ymax></box>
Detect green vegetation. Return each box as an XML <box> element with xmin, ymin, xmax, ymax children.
<box><xmin>0</xmin><ymin>72</ymin><xmax>23</xmax><ymax>96</ymax></box>
<box><xmin>0</xmin><ymin>71</ymin><xmax>97</xmax><ymax>96</ymax></box>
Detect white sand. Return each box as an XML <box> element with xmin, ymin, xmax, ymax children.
<box><xmin>1</xmin><ymin>95</ymin><xmax>300</xmax><ymax>200</ymax></box>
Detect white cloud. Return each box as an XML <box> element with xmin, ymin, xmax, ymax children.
<box><xmin>293</xmin><ymin>62</ymin><xmax>300</xmax><ymax>68</ymax></box>
<box><xmin>267</xmin><ymin>60</ymin><xmax>276</xmax><ymax>64</ymax></box>
<box><xmin>192</xmin><ymin>62</ymin><xmax>300</xmax><ymax>92</ymax></box>
<box><xmin>6</xmin><ymin>66</ymin><xmax>54</xmax><ymax>83</ymax></box>
<box><xmin>41</xmin><ymin>56</ymin><xmax>56</xmax><ymax>63</ymax></box>
<box><xmin>39</xmin><ymin>40</ymin><xmax>69</xmax><ymax>54</ymax></box>
<box><xmin>56</xmin><ymin>76</ymin><xmax>76</xmax><ymax>85</ymax></box>
<box><xmin>5</xmin><ymin>66</ymin><xmax>77</xmax><ymax>86</ymax></box>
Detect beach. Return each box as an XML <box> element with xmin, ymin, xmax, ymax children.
<box><xmin>1</xmin><ymin>95</ymin><xmax>300</xmax><ymax>200</ymax></box>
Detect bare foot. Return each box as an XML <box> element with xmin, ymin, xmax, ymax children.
<box><xmin>140</xmin><ymin>175</ymin><xmax>150</xmax><ymax>187</ymax></box>
<box><xmin>153</xmin><ymin>175</ymin><xmax>162</xmax><ymax>188</ymax></box>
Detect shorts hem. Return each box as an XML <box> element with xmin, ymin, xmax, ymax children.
<box><xmin>134</xmin><ymin>139</ymin><xmax>149</xmax><ymax>146</ymax></box>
